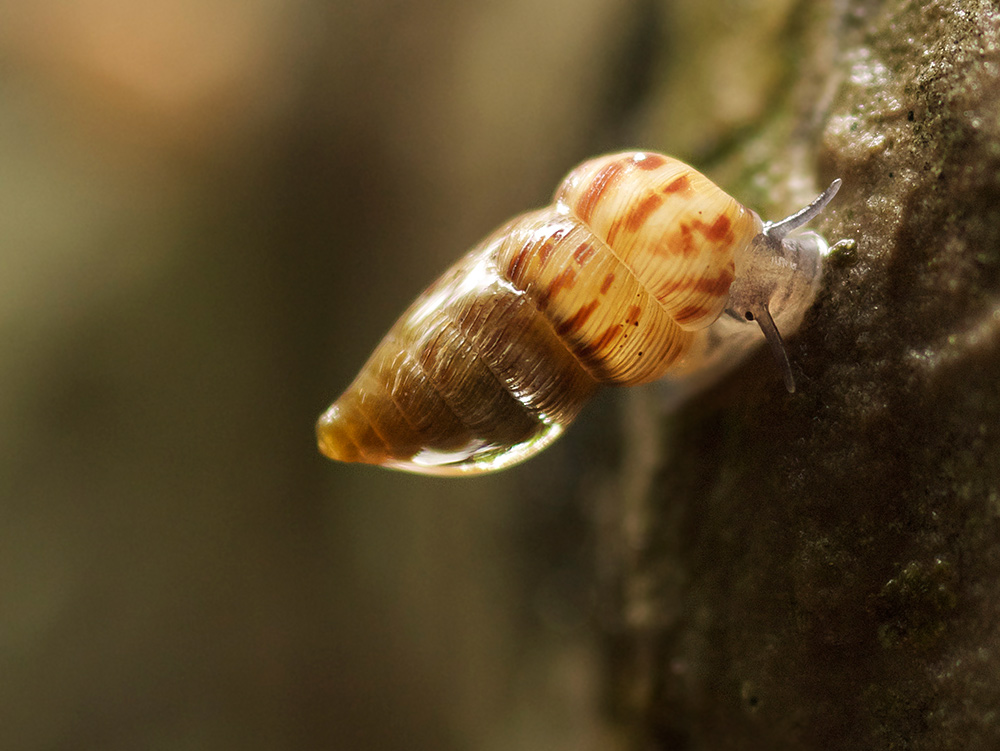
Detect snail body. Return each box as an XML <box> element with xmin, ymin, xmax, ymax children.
<box><xmin>318</xmin><ymin>152</ymin><xmax>843</xmax><ymax>475</ymax></box>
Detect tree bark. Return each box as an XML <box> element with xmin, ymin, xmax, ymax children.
<box><xmin>600</xmin><ymin>1</ymin><xmax>1000</xmax><ymax>749</ymax></box>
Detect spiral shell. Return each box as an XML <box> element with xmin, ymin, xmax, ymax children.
<box><xmin>317</xmin><ymin>152</ymin><xmax>843</xmax><ymax>475</ymax></box>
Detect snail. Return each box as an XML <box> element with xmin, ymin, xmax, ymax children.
<box><xmin>317</xmin><ymin>151</ymin><xmax>846</xmax><ymax>476</ymax></box>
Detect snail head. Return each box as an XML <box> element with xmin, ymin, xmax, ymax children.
<box><xmin>726</xmin><ymin>179</ymin><xmax>842</xmax><ymax>393</ymax></box>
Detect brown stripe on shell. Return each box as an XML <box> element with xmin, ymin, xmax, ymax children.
<box><xmin>573</xmin><ymin>241</ymin><xmax>596</xmax><ymax>265</ymax></box>
<box><xmin>657</xmin><ymin>222</ymin><xmax>697</xmax><ymax>257</ymax></box>
<box><xmin>554</xmin><ymin>300</ymin><xmax>600</xmax><ymax>337</ymax></box>
<box><xmin>673</xmin><ymin>304</ymin><xmax>714</xmax><ymax>326</ymax></box>
<box><xmin>599</xmin><ymin>272</ymin><xmax>616</xmax><ymax>294</ymax></box>
<box><xmin>507</xmin><ymin>245</ymin><xmax>531</xmax><ymax>285</ymax></box>
<box><xmin>575</xmin><ymin>159</ymin><xmax>628</xmax><ymax>224</ymax></box>
<box><xmin>695</xmin><ymin>213</ymin><xmax>733</xmax><ymax>244</ymax></box>
<box><xmin>577</xmin><ymin>323</ymin><xmax>624</xmax><ymax>363</ymax></box>
<box><xmin>697</xmin><ymin>267</ymin><xmax>735</xmax><ymax>296</ymax></box>
<box><xmin>624</xmin><ymin>192</ymin><xmax>664</xmax><ymax>233</ymax></box>
<box><xmin>661</xmin><ymin>173</ymin><xmax>692</xmax><ymax>195</ymax></box>
<box><xmin>537</xmin><ymin>226</ymin><xmax>569</xmax><ymax>268</ymax></box>
<box><xmin>634</xmin><ymin>153</ymin><xmax>668</xmax><ymax>170</ymax></box>
<box><xmin>536</xmin><ymin>267</ymin><xmax>578</xmax><ymax>310</ymax></box>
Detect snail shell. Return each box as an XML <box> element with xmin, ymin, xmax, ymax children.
<box><xmin>318</xmin><ymin>152</ymin><xmax>842</xmax><ymax>475</ymax></box>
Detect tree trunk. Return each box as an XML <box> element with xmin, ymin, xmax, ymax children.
<box><xmin>600</xmin><ymin>2</ymin><xmax>1000</xmax><ymax>749</ymax></box>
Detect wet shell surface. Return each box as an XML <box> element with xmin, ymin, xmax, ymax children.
<box><xmin>317</xmin><ymin>151</ymin><xmax>843</xmax><ymax>475</ymax></box>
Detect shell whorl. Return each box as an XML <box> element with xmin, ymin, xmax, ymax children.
<box><xmin>555</xmin><ymin>152</ymin><xmax>762</xmax><ymax>330</ymax></box>
<box><xmin>318</xmin><ymin>152</ymin><xmax>830</xmax><ymax>475</ymax></box>
<box><xmin>316</xmin><ymin>237</ymin><xmax>599</xmax><ymax>475</ymax></box>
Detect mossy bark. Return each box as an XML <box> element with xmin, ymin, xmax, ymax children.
<box><xmin>600</xmin><ymin>1</ymin><xmax>1000</xmax><ymax>749</ymax></box>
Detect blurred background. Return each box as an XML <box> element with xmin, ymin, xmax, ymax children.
<box><xmin>0</xmin><ymin>0</ymin><xmax>659</xmax><ymax>748</ymax></box>
<box><xmin>0</xmin><ymin>0</ymin><xmax>798</xmax><ymax>747</ymax></box>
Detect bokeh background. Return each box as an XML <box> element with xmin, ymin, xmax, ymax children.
<box><xmin>0</xmin><ymin>0</ymin><xmax>693</xmax><ymax>748</ymax></box>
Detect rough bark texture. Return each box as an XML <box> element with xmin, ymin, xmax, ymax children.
<box><xmin>601</xmin><ymin>1</ymin><xmax>1000</xmax><ymax>749</ymax></box>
